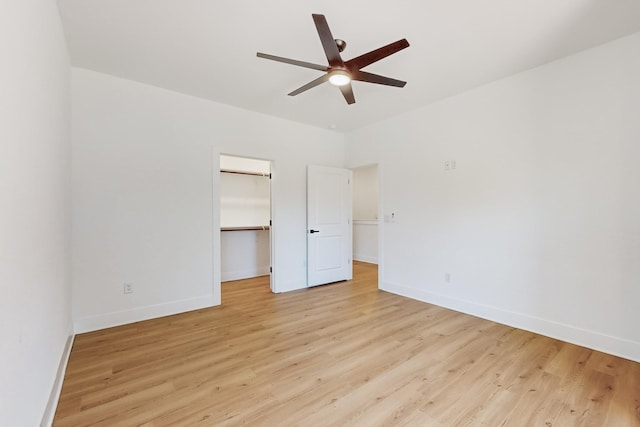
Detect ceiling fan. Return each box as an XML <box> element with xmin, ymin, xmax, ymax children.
<box><xmin>257</xmin><ymin>14</ymin><xmax>410</xmax><ymax>105</ymax></box>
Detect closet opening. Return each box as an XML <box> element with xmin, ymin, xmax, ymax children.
<box><xmin>219</xmin><ymin>155</ymin><xmax>273</xmax><ymax>298</ymax></box>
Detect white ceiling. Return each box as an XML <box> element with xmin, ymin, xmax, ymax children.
<box><xmin>58</xmin><ymin>0</ymin><xmax>640</xmax><ymax>132</ymax></box>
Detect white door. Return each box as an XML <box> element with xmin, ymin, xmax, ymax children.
<box><xmin>307</xmin><ymin>165</ymin><xmax>352</xmax><ymax>287</ymax></box>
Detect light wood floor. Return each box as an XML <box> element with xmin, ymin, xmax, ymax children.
<box><xmin>55</xmin><ymin>262</ymin><xmax>640</xmax><ymax>426</ymax></box>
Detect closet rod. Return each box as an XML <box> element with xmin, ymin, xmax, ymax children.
<box><xmin>221</xmin><ymin>226</ymin><xmax>270</xmax><ymax>232</ymax></box>
<box><xmin>220</xmin><ymin>169</ymin><xmax>269</xmax><ymax>177</ymax></box>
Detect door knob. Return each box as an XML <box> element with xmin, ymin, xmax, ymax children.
<box><xmin>309</xmin><ymin>229</ymin><xmax>320</xmax><ymax>234</ymax></box>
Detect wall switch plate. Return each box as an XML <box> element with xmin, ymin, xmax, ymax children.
<box><xmin>445</xmin><ymin>273</ymin><xmax>451</xmax><ymax>283</ymax></box>
<box><xmin>123</xmin><ymin>283</ymin><xmax>133</xmax><ymax>294</ymax></box>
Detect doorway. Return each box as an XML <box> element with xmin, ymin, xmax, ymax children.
<box><xmin>219</xmin><ymin>155</ymin><xmax>273</xmax><ymax>297</ymax></box>
<box><xmin>351</xmin><ymin>164</ymin><xmax>380</xmax><ymax>283</ymax></box>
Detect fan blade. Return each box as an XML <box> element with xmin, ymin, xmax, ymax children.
<box><xmin>312</xmin><ymin>14</ymin><xmax>344</xmax><ymax>68</ymax></box>
<box><xmin>345</xmin><ymin>39</ymin><xmax>410</xmax><ymax>70</ymax></box>
<box><xmin>352</xmin><ymin>70</ymin><xmax>406</xmax><ymax>88</ymax></box>
<box><xmin>288</xmin><ymin>74</ymin><xmax>330</xmax><ymax>96</ymax></box>
<box><xmin>257</xmin><ymin>53</ymin><xmax>328</xmax><ymax>72</ymax></box>
<box><xmin>339</xmin><ymin>83</ymin><xmax>356</xmax><ymax>105</ymax></box>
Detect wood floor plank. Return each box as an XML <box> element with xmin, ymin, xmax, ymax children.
<box><xmin>54</xmin><ymin>262</ymin><xmax>640</xmax><ymax>426</ymax></box>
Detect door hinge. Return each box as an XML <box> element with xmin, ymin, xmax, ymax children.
<box><xmin>269</xmin><ymin>173</ymin><xmax>272</xmax><ymax>179</ymax></box>
<box><xmin>270</xmin><ymin>266</ymin><xmax>272</xmax><ymax>273</ymax></box>
<box><xmin>270</xmin><ymin>219</ymin><xmax>272</xmax><ymax>226</ymax></box>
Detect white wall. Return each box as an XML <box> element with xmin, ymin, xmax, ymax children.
<box><xmin>71</xmin><ymin>68</ymin><xmax>344</xmax><ymax>332</ymax></box>
<box><xmin>352</xmin><ymin>165</ymin><xmax>379</xmax><ymax>220</ymax></box>
<box><xmin>221</xmin><ymin>230</ymin><xmax>270</xmax><ymax>282</ymax></box>
<box><xmin>0</xmin><ymin>2</ymin><xmax>72</xmax><ymax>426</ymax></box>
<box><xmin>220</xmin><ymin>155</ymin><xmax>270</xmax><ymax>175</ymax></box>
<box><xmin>346</xmin><ymin>33</ymin><xmax>640</xmax><ymax>362</ymax></box>
<box><xmin>352</xmin><ymin>165</ymin><xmax>379</xmax><ymax>264</ymax></box>
<box><xmin>220</xmin><ymin>172</ymin><xmax>270</xmax><ymax>228</ymax></box>
<box><xmin>352</xmin><ymin>222</ymin><xmax>378</xmax><ymax>264</ymax></box>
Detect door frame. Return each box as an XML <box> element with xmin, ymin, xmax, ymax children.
<box><xmin>213</xmin><ymin>151</ymin><xmax>276</xmax><ymax>305</ymax></box>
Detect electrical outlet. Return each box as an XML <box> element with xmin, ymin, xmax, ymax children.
<box><xmin>123</xmin><ymin>283</ymin><xmax>134</xmax><ymax>294</ymax></box>
<box><xmin>444</xmin><ymin>160</ymin><xmax>450</xmax><ymax>171</ymax></box>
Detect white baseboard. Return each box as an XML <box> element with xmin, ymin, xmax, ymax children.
<box><xmin>74</xmin><ymin>294</ymin><xmax>217</xmax><ymax>333</ymax></box>
<box><xmin>41</xmin><ymin>332</ymin><xmax>74</xmax><ymax>427</ymax></box>
<box><xmin>221</xmin><ymin>267</ymin><xmax>270</xmax><ymax>282</ymax></box>
<box><xmin>353</xmin><ymin>254</ymin><xmax>378</xmax><ymax>264</ymax></box>
<box><xmin>382</xmin><ymin>280</ymin><xmax>640</xmax><ymax>363</ymax></box>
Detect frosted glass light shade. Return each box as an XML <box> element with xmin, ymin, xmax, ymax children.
<box><xmin>328</xmin><ymin>70</ymin><xmax>351</xmax><ymax>86</ymax></box>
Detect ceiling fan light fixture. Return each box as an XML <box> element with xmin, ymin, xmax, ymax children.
<box><xmin>328</xmin><ymin>69</ymin><xmax>351</xmax><ymax>86</ymax></box>
<box><xmin>256</xmin><ymin>14</ymin><xmax>409</xmax><ymax>104</ymax></box>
